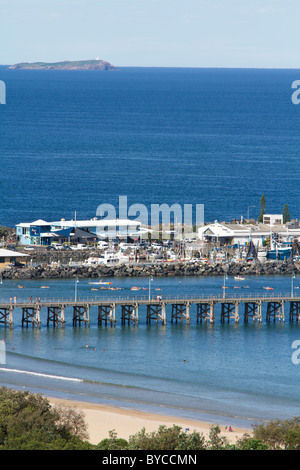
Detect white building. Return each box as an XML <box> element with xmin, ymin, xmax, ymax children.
<box><xmin>198</xmin><ymin>222</ymin><xmax>300</xmax><ymax>247</ymax></box>
<box><xmin>16</xmin><ymin>218</ymin><xmax>149</xmax><ymax>246</ymax></box>
<box><xmin>263</xmin><ymin>214</ymin><xmax>283</xmax><ymax>225</ymax></box>
<box><xmin>0</xmin><ymin>248</ymin><xmax>29</xmax><ymax>267</ymax></box>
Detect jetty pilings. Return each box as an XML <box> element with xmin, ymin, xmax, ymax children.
<box><xmin>1</xmin><ymin>294</ymin><xmax>300</xmax><ymax>328</ymax></box>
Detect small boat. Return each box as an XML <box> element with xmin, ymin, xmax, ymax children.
<box><xmin>234</xmin><ymin>276</ymin><xmax>245</xmax><ymax>281</ymax></box>
<box><xmin>88</xmin><ymin>281</ymin><xmax>112</xmax><ymax>285</ymax></box>
<box><xmin>40</xmin><ymin>286</ymin><xmax>49</xmax><ymax>289</ymax></box>
<box><xmin>263</xmin><ymin>287</ymin><xmax>274</xmax><ymax>290</ymax></box>
<box><xmin>18</xmin><ymin>285</ymin><xmax>24</xmax><ymax>289</ymax></box>
<box><xmin>131</xmin><ymin>286</ymin><xmax>140</xmax><ymax>291</ymax></box>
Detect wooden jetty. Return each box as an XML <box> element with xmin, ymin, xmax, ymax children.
<box><xmin>1</xmin><ymin>293</ymin><xmax>300</xmax><ymax>329</ymax></box>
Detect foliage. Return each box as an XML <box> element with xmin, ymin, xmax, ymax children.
<box><xmin>258</xmin><ymin>194</ymin><xmax>266</xmax><ymax>223</ymax></box>
<box><xmin>0</xmin><ymin>226</ymin><xmax>9</xmax><ymax>239</ymax></box>
<box><xmin>127</xmin><ymin>425</ymin><xmax>207</xmax><ymax>450</ymax></box>
<box><xmin>0</xmin><ymin>387</ymin><xmax>91</xmax><ymax>450</ymax></box>
<box><xmin>252</xmin><ymin>417</ymin><xmax>300</xmax><ymax>450</ymax></box>
<box><xmin>235</xmin><ymin>433</ymin><xmax>269</xmax><ymax>450</ymax></box>
<box><xmin>284</xmin><ymin>428</ymin><xmax>300</xmax><ymax>450</ymax></box>
<box><xmin>283</xmin><ymin>204</ymin><xmax>291</xmax><ymax>224</ymax></box>
<box><xmin>97</xmin><ymin>430</ymin><xmax>129</xmax><ymax>450</ymax></box>
<box><xmin>206</xmin><ymin>424</ymin><xmax>231</xmax><ymax>450</ymax></box>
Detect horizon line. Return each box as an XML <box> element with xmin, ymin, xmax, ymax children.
<box><xmin>1</xmin><ymin>63</ymin><xmax>300</xmax><ymax>71</ymax></box>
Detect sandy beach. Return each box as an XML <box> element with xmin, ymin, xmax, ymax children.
<box><xmin>48</xmin><ymin>397</ymin><xmax>252</xmax><ymax>445</ymax></box>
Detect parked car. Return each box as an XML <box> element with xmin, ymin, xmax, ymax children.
<box><xmin>97</xmin><ymin>241</ymin><xmax>109</xmax><ymax>249</ymax></box>
<box><xmin>71</xmin><ymin>244</ymin><xmax>86</xmax><ymax>250</ymax></box>
<box><xmin>51</xmin><ymin>243</ymin><xmax>64</xmax><ymax>250</ymax></box>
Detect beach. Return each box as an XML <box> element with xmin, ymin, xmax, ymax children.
<box><xmin>49</xmin><ymin>397</ymin><xmax>251</xmax><ymax>445</ymax></box>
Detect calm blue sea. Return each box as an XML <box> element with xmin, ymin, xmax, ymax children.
<box><xmin>1</xmin><ymin>66</ymin><xmax>300</xmax><ymax>430</ymax></box>
<box><xmin>1</xmin><ymin>66</ymin><xmax>300</xmax><ymax>225</ymax></box>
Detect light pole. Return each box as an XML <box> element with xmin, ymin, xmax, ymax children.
<box><xmin>247</xmin><ymin>206</ymin><xmax>255</xmax><ymax>220</ymax></box>
<box><xmin>223</xmin><ymin>274</ymin><xmax>228</xmax><ymax>299</ymax></box>
<box><xmin>75</xmin><ymin>277</ymin><xmax>79</xmax><ymax>302</ymax></box>
<box><xmin>149</xmin><ymin>275</ymin><xmax>153</xmax><ymax>301</ymax></box>
<box><xmin>291</xmin><ymin>272</ymin><xmax>296</xmax><ymax>298</ymax></box>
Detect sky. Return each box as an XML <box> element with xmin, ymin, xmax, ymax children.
<box><xmin>1</xmin><ymin>0</ymin><xmax>299</xmax><ymax>68</ymax></box>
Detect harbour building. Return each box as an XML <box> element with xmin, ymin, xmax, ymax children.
<box><xmin>16</xmin><ymin>218</ymin><xmax>146</xmax><ymax>246</ymax></box>
<box><xmin>0</xmin><ymin>248</ymin><xmax>29</xmax><ymax>268</ymax></box>
<box><xmin>198</xmin><ymin>221</ymin><xmax>300</xmax><ymax>247</ymax></box>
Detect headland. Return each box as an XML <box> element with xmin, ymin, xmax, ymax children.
<box><xmin>8</xmin><ymin>59</ymin><xmax>116</xmax><ymax>71</ymax></box>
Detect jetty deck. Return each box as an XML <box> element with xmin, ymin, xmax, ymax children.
<box><xmin>1</xmin><ymin>292</ymin><xmax>300</xmax><ymax>328</ymax></box>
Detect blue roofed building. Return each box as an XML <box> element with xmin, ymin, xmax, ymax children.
<box><xmin>16</xmin><ymin>218</ymin><xmax>147</xmax><ymax>246</ymax></box>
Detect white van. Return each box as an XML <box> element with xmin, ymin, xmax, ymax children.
<box><xmin>97</xmin><ymin>241</ymin><xmax>109</xmax><ymax>249</ymax></box>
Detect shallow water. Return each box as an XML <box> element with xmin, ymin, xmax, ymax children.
<box><xmin>1</xmin><ymin>274</ymin><xmax>300</xmax><ymax>429</ymax></box>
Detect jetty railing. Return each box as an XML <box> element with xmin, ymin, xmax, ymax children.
<box><xmin>0</xmin><ymin>292</ymin><xmax>300</xmax><ymax>307</ymax></box>
<box><xmin>1</xmin><ymin>292</ymin><xmax>300</xmax><ymax>328</ymax></box>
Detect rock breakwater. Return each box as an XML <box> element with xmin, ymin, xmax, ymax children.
<box><xmin>1</xmin><ymin>260</ymin><xmax>298</xmax><ymax>281</ymax></box>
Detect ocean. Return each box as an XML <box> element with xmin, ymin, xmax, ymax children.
<box><xmin>0</xmin><ymin>274</ymin><xmax>300</xmax><ymax>429</ymax></box>
<box><xmin>1</xmin><ymin>66</ymin><xmax>300</xmax><ymax>431</ymax></box>
<box><xmin>1</xmin><ymin>66</ymin><xmax>300</xmax><ymax>225</ymax></box>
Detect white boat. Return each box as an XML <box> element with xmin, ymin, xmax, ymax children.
<box><xmin>216</xmin><ymin>251</ymin><xmax>226</xmax><ymax>261</ymax></box>
<box><xmin>85</xmin><ymin>251</ymin><xmax>129</xmax><ymax>267</ymax></box>
<box><xmin>257</xmin><ymin>248</ymin><xmax>267</xmax><ymax>260</ymax></box>
<box><xmin>234</xmin><ymin>275</ymin><xmax>245</xmax><ymax>281</ymax></box>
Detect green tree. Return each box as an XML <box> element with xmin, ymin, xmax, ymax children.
<box><xmin>97</xmin><ymin>430</ymin><xmax>129</xmax><ymax>450</ymax></box>
<box><xmin>283</xmin><ymin>204</ymin><xmax>291</xmax><ymax>224</ymax></box>
<box><xmin>235</xmin><ymin>433</ymin><xmax>269</xmax><ymax>450</ymax></box>
<box><xmin>258</xmin><ymin>194</ymin><xmax>266</xmax><ymax>223</ymax></box>
<box><xmin>128</xmin><ymin>425</ymin><xmax>207</xmax><ymax>451</ymax></box>
<box><xmin>207</xmin><ymin>424</ymin><xmax>230</xmax><ymax>450</ymax></box>
<box><xmin>252</xmin><ymin>417</ymin><xmax>300</xmax><ymax>450</ymax></box>
<box><xmin>0</xmin><ymin>387</ymin><xmax>90</xmax><ymax>450</ymax></box>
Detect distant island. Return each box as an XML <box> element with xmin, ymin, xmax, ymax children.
<box><xmin>9</xmin><ymin>59</ymin><xmax>116</xmax><ymax>71</ymax></box>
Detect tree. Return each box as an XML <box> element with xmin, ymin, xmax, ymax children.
<box><xmin>206</xmin><ymin>424</ymin><xmax>230</xmax><ymax>450</ymax></box>
<box><xmin>235</xmin><ymin>433</ymin><xmax>269</xmax><ymax>450</ymax></box>
<box><xmin>97</xmin><ymin>430</ymin><xmax>129</xmax><ymax>450</ymax></box>
<box><xmin>258</xmin><ymin>194</ymin><xmax>266</xmax><ymax>223</ymax></box>
<box><xmin>283</xmin><ymin>204</ymin><xmax>291</xmax><ymax>224</ymax></box>
<box><xmin>0</xmin><ymin>387</ymin><xmax>90</xmax><ymax>450</ymax></box>
<box><xmin>128</xmin><ymin>425</ymin><xmax>207</xmax><ymax>451</ymax></box>
<box><xmin>252</xmin><ymin>417</ymin><xmax>300</xmax><ymax>450</ymax></box>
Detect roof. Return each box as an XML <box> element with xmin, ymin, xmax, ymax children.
<box><xmin>17</xmin><ymin>218</ymin><xmax>142</xmax><ymax>229</ymax></box>
<box><xmin>53</xmin><ymin>219</ymin><xmax>142</xmax><ymax>228</ymax></box>
<box><xmin>0</xmin><ymin>249</ymin><xmax>29</xmax><ymax>258</ymax></box>
<box><xmin>16</xmin><ymin>219</ymin><xmax>50</xmax><ymax>228</ymax></box>
<box><xmin>198</xmin><ymin>223</ymin><xmax>235</xmax><ymax>237</ymax></box>
<box><xmin>198</xmin><ymin>222</ymin><xmax>300</xmax><ymax>238</ymax></box>
<box><xmin>30</xmin><ymin>219</ymin><xmax>51</xmax><ymax>226</ymax></box>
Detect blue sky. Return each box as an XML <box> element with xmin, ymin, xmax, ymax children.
<box><xmin>1</xmin><ymin>0</ymin><xmax>299</xmax><ymax>67</ymax></box>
